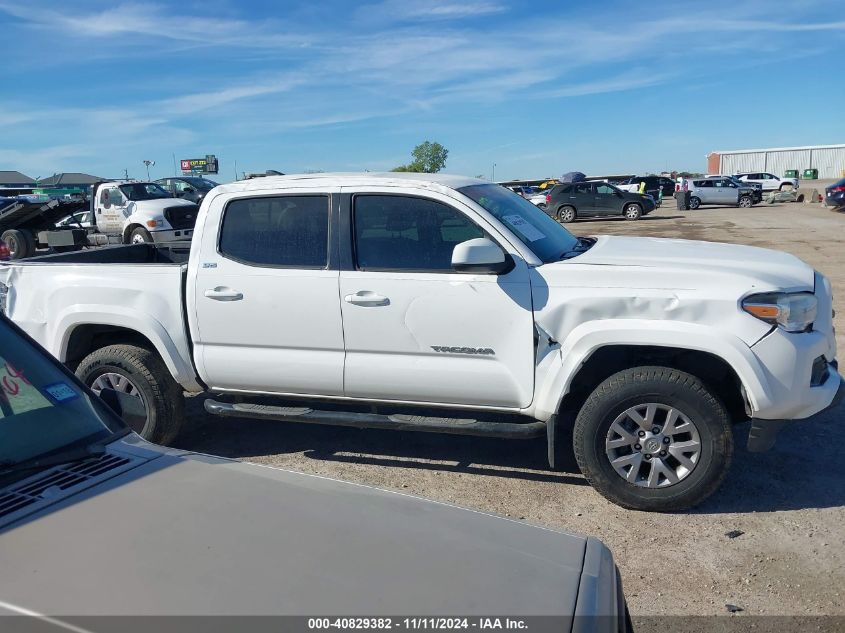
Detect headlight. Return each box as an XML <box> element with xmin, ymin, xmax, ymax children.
<box><xmin>742</xmin><ymin>292</ymin><xmax>817</xmax><ymax>332</ymax></box>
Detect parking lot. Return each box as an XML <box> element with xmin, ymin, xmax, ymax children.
<box><xmin>170</xmin><ymin>199</ymin><xmax>845</xmax><ymax>618</ymax></box>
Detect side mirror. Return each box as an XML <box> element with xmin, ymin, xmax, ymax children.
<box><xmin>451</xmin><ymin>238</ymin><xmax>513</xmax><ymax>274</ymax></box>
<box><xmin>183</xmin><ymin>187</ymin><xmax>195</xmax><ymax>194</ymax></box>
<box><xmin>98</xmin><ymin>388</ymin><xmax>146</xmax><ymax>430</ymax></box>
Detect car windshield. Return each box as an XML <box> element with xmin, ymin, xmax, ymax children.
<box><xmin>0</xmin><ymin>319</ymin><xmax>125</xmax><ymax>471</ymax></box>
<box><xmin>183</xmin><ymin>177</ymin><xmax>219</xmax><ymax>191</ymax></box>
<box><xmin>458</xmin><ymin>184</ymin><xmax>581</xmax><ymax>263</ymax></box>
<box><xmin>119</xmin><ymin>183</ymin><xmax>172</xmax><ymax>201</ymax></box>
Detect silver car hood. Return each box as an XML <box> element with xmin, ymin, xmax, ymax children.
<box><xmin>0</xmin><ymin>437</ymin><xmax>589</xmax><ymax>617</ymax></box>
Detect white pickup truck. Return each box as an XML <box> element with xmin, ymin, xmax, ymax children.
<box><xmin>90</xmin><ymin>180</ymin><xmax>199</xmax><ymax>244</ymax></box>
<box><xmin>0</xmin><ymin>173</ymin><xmax>841</xmax><ymax>512</ymax></box>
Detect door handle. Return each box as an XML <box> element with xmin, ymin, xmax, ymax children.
<box><xmin>204</xmin><ymin>287</ymin><xmax>243</xmax><ymax>301</ymax></box>
<box><xmin>344</xmin><ymin>290</ymin><xmax>389</xmax><ymax>306</ymax></box>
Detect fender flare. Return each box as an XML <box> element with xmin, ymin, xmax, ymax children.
<box><xmin>535</xmin><ymin>319</ymin><xmax>772</xmax><ymax>423</ymax></box>
<box><xmin>50</xmin><ymin>304</ymin><xmax>203</xmax><ymax>392</ymax></box>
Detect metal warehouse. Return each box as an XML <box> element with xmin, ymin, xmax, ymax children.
<box><xmin>707</xmin><ymin>144</ymin><xmax>845</xmax><ymax>179</ymax></box>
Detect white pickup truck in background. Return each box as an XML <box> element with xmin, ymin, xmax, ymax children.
<box><xmin>90</xmin><ymin>180</ymin><xmax>200</xmax><ymax>244</ymax></box>
<box><xmin>0</xmin><ymin>173</ymin><xmax>841</xmax><ymax>512</ymax></box>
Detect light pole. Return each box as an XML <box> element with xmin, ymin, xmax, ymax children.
<box><xmin>492</xmin><ymin>162</ymin><xmax>496</xmax><ymax>182</ymax></box>
<box><xmin>142</xmin><ymin>160</ymin><xmax>155</xmax><ymax>180</ymax></box>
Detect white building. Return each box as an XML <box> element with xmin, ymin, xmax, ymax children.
<box><xmin>707</xmin><ymin>144</ymin><xmax>845</xmax><ymax>179</ymax></box>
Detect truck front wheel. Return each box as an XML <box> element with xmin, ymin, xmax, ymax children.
<box><xmin>573</xmin><ymin>366</ymin><xmax>732</xmax><ymax>512</ymax></box>
<box><xmin>76</xmin><ymin>344</ymin><xmax>184</xmax><ymax>445</ymax></box>
<box><xmin>129</xmin><ymin>227</ymin><xmax>154</xmax><ymax>244</ymax></box>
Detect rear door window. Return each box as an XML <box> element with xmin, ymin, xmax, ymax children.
<box><xmin>219</xmin><ymin>195</ymin><xmax>329</xmax><ymax>268</ymax></box>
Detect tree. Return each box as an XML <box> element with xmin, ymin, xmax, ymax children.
<box><xmin>392</xmin><ymin>141</ymin><xmax>449</xmax><ymax>173</ymax></box>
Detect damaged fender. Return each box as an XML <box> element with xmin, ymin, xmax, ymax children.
<box><xmin>531</xmin><ymin>318</ymin><xmax>771</xmax><ymax>424</ymax></box>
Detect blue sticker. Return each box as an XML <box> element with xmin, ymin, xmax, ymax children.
<box><xmin>44</xmin><ymin>382</ymin><xmax>80</xmax><ymax>403</ymax></box>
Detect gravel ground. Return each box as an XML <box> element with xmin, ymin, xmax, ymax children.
<box><xmin>173</xmin><ymin>198</ymin><xmax>845</xmax><ymax>618</ymax></box>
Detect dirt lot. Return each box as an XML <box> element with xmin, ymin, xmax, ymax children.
<box><xmin>174</xmin><ymin>199</ymin><xmax>845</xmax><ymax>617</ymax></box>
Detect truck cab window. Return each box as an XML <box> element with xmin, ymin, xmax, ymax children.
<box><xmin>219</xmin><ymin>195</ymin><xmax>329</xmax><ymax>268</ymax></box>
<box><xmin>353</xmin><ymin>195</ymin><xmax>484</xmax><ymax>271</ymax></box>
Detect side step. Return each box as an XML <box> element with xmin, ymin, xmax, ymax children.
<box><xmin>204</xmin><ymin>400</ymin><xmax>545</xmax><ymax>439</ymax></box>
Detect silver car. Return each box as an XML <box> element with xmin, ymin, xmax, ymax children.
<box><xmin>688</xmin><ymin>176</ymin><xmax>757</xmax><ymax>209</ymax></box>
<box><xmin>0</xmin><ymin>314</ymin><xmax>630</xmax><ymax>625</ymax></box>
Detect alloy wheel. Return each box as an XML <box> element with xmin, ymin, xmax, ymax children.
<box><xmin>605</xmin><ymin>403</ymin><xmax>702</xmax><ymax>488</ymax></box>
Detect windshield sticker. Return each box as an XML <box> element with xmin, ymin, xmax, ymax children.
<box><xmin>501</xmin><ymin>214</ymin><xmax>546</xmax><ymax>242</ymax></box>
<box><xmin>43</xmin><ymin>383</ymin><xmax>80</xmax><ymax>403</ymax></box>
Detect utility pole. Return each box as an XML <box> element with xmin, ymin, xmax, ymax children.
<box><xmin>123</xmin><ymin>168</ymin><xmax>129</xmax><ymax>180</ymax></box>
<box><xmin>492</xmin><ymin>163</ymin><xmax>496</xmax><ymax>182</ymax></box>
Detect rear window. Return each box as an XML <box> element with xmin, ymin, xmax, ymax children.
<box><xmin>219</xmin><ymin>195</ymin><xmax>329</xmax><ymax>268</ymax></box>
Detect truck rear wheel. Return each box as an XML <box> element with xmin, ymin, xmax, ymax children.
<box><xmin>1</xmin><ymin>229</ymin><xmax>35</xmax><ymax>259</ymax></box>
<box><xmin>573</xmin><ymin>366</ymin><xmax>732</xmax><ymax>512</ymax></box>
<box><xmin>76</xmin><ymin>344</ymin><xmax>184</xmax><ymax>445</ymax></box>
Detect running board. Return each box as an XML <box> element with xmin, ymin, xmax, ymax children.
<box><xmin>204</xmin><ymin>400</ymin><xmax>546</xmax><ymax>439</ymax></box>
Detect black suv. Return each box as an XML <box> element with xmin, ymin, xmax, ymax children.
<box><xmin>613</xmin><ymin>175</ymin><xmax>675</xmax><ymax>198</ymax></box>
<box><xmin>544</xmin><ymin>181</ymin><xmax>656</xmax><ymax>223</ymax></box>
<box><xmin>155</xmin><ymin>177</ymin><xmax>219</xmax><ymax>205</ymax></box>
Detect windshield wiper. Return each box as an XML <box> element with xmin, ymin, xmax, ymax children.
<box><xmin>0</xmin><ymin>444</ymin><xmax>106</xmax><ymax>478</ymax></box>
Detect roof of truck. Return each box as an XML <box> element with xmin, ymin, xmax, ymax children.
<box><xmin>219</xmin><ymin>172</ymin><xmax>486</xmax><ymax>193</ymax></box>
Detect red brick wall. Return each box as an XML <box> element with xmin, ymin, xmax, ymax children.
<box><xmin>707</xmin><ymin>152</ymin><xmax>721</xmax><ymax>174</ymax></box>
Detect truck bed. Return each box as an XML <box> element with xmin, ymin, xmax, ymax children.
<box><xmin>21</xmin><ymin>242</ymin><xmax>192</xmax><ymax>264</ymax></box>
<box><xmin>0</xmin><ymin>241</ymin><xmax>201</xmax><ymax>392</ymax></box>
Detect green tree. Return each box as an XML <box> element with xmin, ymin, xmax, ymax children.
<box><xmin>392</xmin><ymin>141</ymin><xmax>449</xmax><ymax>173</ymax></box>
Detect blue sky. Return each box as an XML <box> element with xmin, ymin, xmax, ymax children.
<box><xmin>1</xmin><ymin>0</ymin><xmax>844</xmax><ymax>182</ymax></box>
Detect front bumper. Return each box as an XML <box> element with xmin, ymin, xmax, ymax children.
<box><xmin>748</xmin><ymin>375</ymin><xmax>844</xmax><ymax>451</ymax></box>
<box><xmin>151</xmin><ymin>228</ymin><xmax>194</xmax><ymax>243</ymax></box>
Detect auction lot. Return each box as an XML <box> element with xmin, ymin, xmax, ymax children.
<box><xmin>171</xmin><ymin>199</ymin><xmax>845</xmax><ymax>618</ymax></box>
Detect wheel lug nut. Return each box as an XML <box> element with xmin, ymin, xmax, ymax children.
<box><xmin>660</xmin><ymin>450</ymin><xmax>667</xmax><ymax>457</ymax></box>
<box><xmin>652</xmin><ymin>427</ymin><xmax>660</xmax><ymax>434</ymax></box>
<box><xmin>663</xmin><ymin>437</ymin><xmax>671</xmax><ymax>444</ymax></box>
<box><xmin>638</xmin><ymin>431</ymin><xmax>646</xmax><ymax>437</ymax></box>
<box><xmin>644</xmin><ymin>453</ymin><xmax>652</xmax><ymax>460</ymax></box>
<box><xmin>634</xmin><ymin>444</ymin><xmax>641</xmax><ymax>451</ymax></box>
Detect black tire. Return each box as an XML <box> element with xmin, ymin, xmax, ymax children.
<box><xmin>1</xmin><ymin>229</ymin><xmax>35</xmax><ymax>259</ymax></box>
<box><xmin>688</xmin><ymin>196</ymin><xmax>701</xmax><ymax>210</ymax></box>
<box><xmin>129</xmin><ymin>227</ymin><xmax>154</xmax><ymax>244</ymax></box>
<box><xmin>76</xmin><ymin>344</ymin><xmax>184</xmax><ymax>445</ymax></box>
<box><xmin>623</xmin><ymin>202</ymin><xmax>642</xmax><ymax>220</ymax></box>
<box><xmin>738</xmin><ymin>195</ymin><xmax>753</xmax><ymax>208</ymax></box>
<box><xmin>573</xmin><ymin>366</ymin><xmax>732</xmax><ymax>512</ymax></box>
<box><xmin>557</xmin><ymin>205</ymin><xmax>576</xmax><ymax>223</ymax></box>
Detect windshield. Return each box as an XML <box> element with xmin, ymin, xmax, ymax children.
<box><xmin>119</xmin><ymin>183</ymin><xmax>172</xmax><ymax>201</ymax></box>
<box><xmin>458</xmin><ymin>184</ymin><xmax>580</xmax><ymax>263</ymax></box>
<box><xmin>0</xmin><ymin>319</ymin><xmax>125</xmax><ymax>469</ymax></box>
<box><xmin>183</xmin><ymin>177</ymin><xmax>219</xmax><ymax>191</ymax></box>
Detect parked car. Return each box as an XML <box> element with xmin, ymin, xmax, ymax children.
<box><xmin>0</xmin><ymin>314</ymin><xmax>629</xmax><ymax>623</ymax></box>
<box><xmin>545</xmin><ymin>181</ymin><xmax>656</xmax><ymax>222</ymax></box>
<box><xmin>528</xmin><ymin>190</ymin><xmax>550</xmax><ymax>209</ymax></box>
<box><xmin>55</xmin><ymin>210</ymin><xmax>94</xmax><ymax>229</ymax></box>
<box><xmin>1</xmin><ymin>173</ymin><xmax>842</xmax><ymax>512</ymax></box>
<box><xmin>155</xmin><ymin>176</ymin><xmax>219</xmax><ymax>205</ymax></box>
<box><xmin>0</xmin><ymin>238</ymin><xmax>9</xmax><ymax>261</ymax></box>
<box><xmin>687</xmin><ymin>177</ymin><xmax>758</xmax><ymax>209</ymax></box>
<box><xmin>824</xmin><ymin>178</ymin><xmax>845</xmax><ymax>209</ymax></box>
<box><xmin>707</xmin><ymin>175</ymin><xmax>763</xmax><ymax>202</ymax></box>
<box><xmin>734</xmin><ymin>172</ymin><xmax>798</xmax><ymax>192</ymax></box>
<box><xmin>612</xmin><ymin>175</ymin><xmax>676</xmax><ymax>198</ymax></box>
